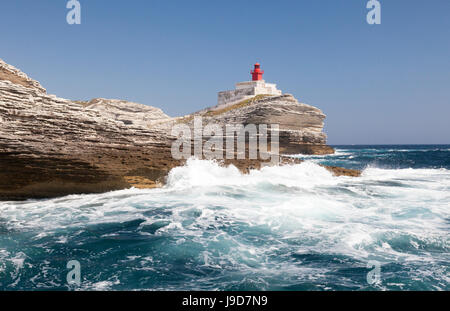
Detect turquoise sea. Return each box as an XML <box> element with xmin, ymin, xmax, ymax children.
<box><xmin>0</xmin><ymin>145</ymin><xmax>449</xmax><ymax>290</ymax></box>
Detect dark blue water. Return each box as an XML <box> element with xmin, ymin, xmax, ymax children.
<box><xmin>323</xmin><ymin>145</ymin><xmax>450</xmax><ymax>170</ymax></box>
<box><xmin>0</xmin><ymin>145</ymin><xmax>449</xmax><ymax>290</ymax></box>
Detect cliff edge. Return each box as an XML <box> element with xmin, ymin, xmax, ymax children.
<box><xmin>0</xmin><ymin>59</ymin><xmax>358</xmax><ymax>200</ymax></box>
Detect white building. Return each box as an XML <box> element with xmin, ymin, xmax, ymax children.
<box><xmin>216</xmin><ymin>63</ymin><xmax>282</xmax><ymax>109</ymax></box>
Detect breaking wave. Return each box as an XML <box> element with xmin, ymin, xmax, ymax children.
<box><xmin>0</xmin><ymin>146</ymin><xmax>449</xmax><ymax>290</ymax></box>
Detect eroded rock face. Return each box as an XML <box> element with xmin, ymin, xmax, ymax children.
<box><xmin>177</xmin><ymin>94</ymin><xmax>334</xmax><ymax>155</ymax></box>
<box><xmin>0</xmin><ymin>60</ymin><xmax>180</xmax><ymax>200</ymax></box>
<box><xmin>0</xmin><ymin>59</ymin><xmax>356</xmax><ymax>200</ymax></box>
<box><xmin>83</xmin><ymin>98</ymin><xmax>172</xmax><ymax>128</ymax></box>
<box><xmin>0</xmin><ymin>59</ymin><xmax>46</xmax><ymax>93</ymax></box>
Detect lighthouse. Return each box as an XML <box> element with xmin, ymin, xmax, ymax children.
<box><xmin>217</xmin><ymin>63</ymin><xmax>282</xmax><ymax>108</ymax></box>
<box><xmin>251</xmin><ymin>63</ymin><xmax>264</xmax><ymax>81</ymax></box>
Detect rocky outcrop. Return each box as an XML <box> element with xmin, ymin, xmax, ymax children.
<box><xmin>82</xmin><ymin>98</ymin><xmax>172</xmax><ymax>128</ymax></box>
<box><xmin>0</xmin><ymin>60</ymin><xmax>181</xmax><ymax>200</ymax></box>
<box><xmin>187</xmin><ymin>94</ymin><xmax>333</xmax><ymax>155</ymax></box>
<box><xmin>0</xmin><ymin>59</ymin><xmax>46</xmax><ymax>93</ymax></box>
<box><xmin>0</xmin><ymin>59</ymin><xmax>358</xmax><ymax>200</ymax></box>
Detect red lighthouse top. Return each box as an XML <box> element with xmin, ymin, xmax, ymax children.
<box><xmin>251</xmin><ymin>63</ymin><xmax>264</xmax><ymax>81</ymax></box>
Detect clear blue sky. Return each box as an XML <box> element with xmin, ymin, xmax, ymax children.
<box><xmin>1</xmin><ymin>0</ymin><xmax>449</xmax><ymax>144</ymax></box>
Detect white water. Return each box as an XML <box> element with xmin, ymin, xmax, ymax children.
<box><xmin>0</xmin><ymin>158</ymin><xmax>449</xmax><ymax>290</ymax></box>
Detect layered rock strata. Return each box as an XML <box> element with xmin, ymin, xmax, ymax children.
<box><xmin>0</xmin><ymin>59</ymin><xmax>358</xmax><ymax>200</ymax></box>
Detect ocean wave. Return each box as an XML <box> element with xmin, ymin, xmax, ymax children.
<box><xmin>166</xmin><ymin>158</ymin><xmax>338</xmax><ymax>189</ymax></box>
<box><xmin>288</xmin><ymin>150</ymin><xmax>353</xmax><ymax>159</ymax></box>
<box><xmin>0</xmin><ymin>158</ymin><xmax>448</xmax><ymax>290</ymax></box>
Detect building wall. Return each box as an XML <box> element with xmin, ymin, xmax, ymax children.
<box><xmin>218</xmin><ymin>87</ymin><xmax>256</xmax><ymax>107</ymax></box>
<box><xmin>218</xmin><ymin>81</ymin><xmax>282</xmax><ymax>107</ymax></box>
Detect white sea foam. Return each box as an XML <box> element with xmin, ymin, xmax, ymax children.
<box><xmin>1</xmin><ymin>159</ymin><xmax>448</xmax><ymax>233</ymax></box>
<box><xmin>288</xmin><ymin>150</ymin><xmax>353</xmax><ymax>160</ymax></box>
<box><xmin>166</xmin><ymin>158</ymin><xmax>338</xmax><ymax>189</ymax></box>
<box><xmin>0</xmin><ymin>159</ymin><xmax>449</xmax><ymax>289</ymax></box>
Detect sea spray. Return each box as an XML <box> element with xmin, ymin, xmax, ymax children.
<box><xmin>0</xmin><ymin>146</ymin><xmax>449</xmax><ymax>290</ymax></box>
<box><xmin>166</xmin><ymin>158</ymin><xmax>337</xmax><ymax>189</ymax></box>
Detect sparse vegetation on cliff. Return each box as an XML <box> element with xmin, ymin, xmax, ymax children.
<box><xmin>204</xmin><ymin>94</ymin><xmax>272</xmax><ymax>116</ymax></box>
